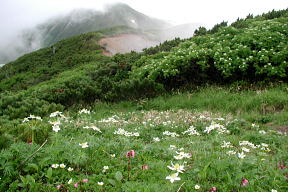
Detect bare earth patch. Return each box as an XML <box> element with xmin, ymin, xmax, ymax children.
<box><xmin>98</xmin><ymin>34</ymin><xmax>159</xmax><ymax>56</ymax></box>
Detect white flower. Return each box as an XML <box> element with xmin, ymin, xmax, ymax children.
<box><xmin>79</xmin><ymin>142</ymin><xmax>89</xmax><ymax>148</ymax></box>
<box><xmin>182</xmin><ymin>125</ymin><xmax>200</xmax><ymax>136</ymax></box>
<box><xmin>178</xmin><ymin>148</ymin><xmax>184</xmax><ymax>151</ymax></box>
<box><xmin>102</xmin><ymin>166</ymin><xmax>109</xmax><ymax>173</ymax></box>
<box><xmin>153</xmin><ymin>137</ymin><xmax>160</xmax><ymax>142</ymax></box>
<box><xmin>163</xmin><ymin>131</ymin><xmax>179</xmax><ymax>137</ymax></box>
<box><xmin>239</xmin><ymin>141</ymin><xmax>256</xmax><ymax>148</ymax></box>
<box><xmin>67</xmin><ymin>167</ymin><xmax>74</xmax><ymax>171</ymax></box>
<box><xmin>50</xmin><ymin>111</ymin><xmax>63</xmax><ymax>118</ymax></box>
<box><xmin>114</xmin><ymin>128</ymin><xmax>139</xmax><ymax>137</ymax></box>
<box><xmin>79</xmin><ymin>109</ymin><xmax>91</xmax><ymax>114</ymax></box>
<box><xmin>174</xmin><ymin>151</ymin><xmax>191</xmax><ymax>160</ymax></box>
<box><xmin>167</xmin><ymin>162</ymin><xmax>185</xmax><ymax>173</ymax></box>
<box><xmin>22</xmin><ymin>118</ymin><xmax>29</xmax><ymax>123</ymax></box>
<box><xmin>52</xmin><ymin>125</ymin><xmax>61</xmax><ymax>132</ymax></box>
<box><xmin>261</xmin><ymin>143</ymin><xmax>269</xmax><ymax>147</ymax></box>
<box><xmin>166</xmin><ymin>173</ymin><xmax>181</xmax><ymax>183</ymax></box>
<box><xmin>226</xmin><ymin>150</ymin><xmax>236</xmax><ymax>155</ymax></box>
<box><xmin>29</xmin><ymin>114</ymin><xmax>42</xmax><ymax>121</ymax></box>
<box><xmin>97</xmin><ymin>182</ymin><xmax>104</xmax><ymax>186</ymax></box>
<box><xmin>242</xmin><ymin>147</ymin><xmax>250</xmax><ymax>153</ymax></box>
<box><xmin>22</xmin><ymin>115</ymin><xmax>42</xmax><ymax>123</ymax></box>
<box><xmin>195</xmin><ymin>184</ymin><xmax>201</xmax><ymax>190</ymax></box>
<box><xmin>271</xmin><ymin>189</ymin><xmax>277</xmax><ymax>192</ymax></box>
<box><xmin>68</xmin><ymin>178</ymin><xmax>73</xmax><ymax>184</ymax></box>
<box><xmin>259</xmin><ymin>130</ymin><xmax>266</xmax><ymax>134</ymax></box>
<box><xmin>110</xmin><ymin>154</ymin><xmax>116</xmax><ymax>158</ymax></box>
<box><xmin>51</xmin><ymin>164</ymin><xmax>59</xmax><ymax>168</ymax></box>
<box><xmin>237</xmin><ymin>152</ymin><xmax>246</xmax><ymax>159</ymax></box>
<box><xmin>169</xmin><ymin>145</ymin><xmax>177</xmax><ymax>150</ymax></box>
<box><xmin>83</xmin><ymin>126</ymin><xmax>102</xmax><ymax>133</ymax></box>
<box><xmin>221</xmin><ymin>141</ymin><xmax>232</xmax><ymax>148</ymax></box>
<box><xmin>59</xmin><ymin>164</ymin><xmax>66</xmax><ymax>168</ymax></box>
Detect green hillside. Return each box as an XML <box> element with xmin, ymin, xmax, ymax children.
<box><xmin>0</xmin><ymin>9</ymin><xmax>288</xmax><ymax>191</ymax></box>
<box><xmin>1</xmin><ymin>9</ymin><xmax>287</xmax><ymax>120</ymax></box>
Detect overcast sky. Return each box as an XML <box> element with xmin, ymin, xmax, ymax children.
<box><xmin>0</xmin><ymin>0</ymin><xmax>287</xmax><ymax>46</ymax></box>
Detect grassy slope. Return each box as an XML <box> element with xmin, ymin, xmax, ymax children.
<box><xmin>0</xmin><ymin>86</ymin><xmax>287</xmax><ymax>191</ymax></box>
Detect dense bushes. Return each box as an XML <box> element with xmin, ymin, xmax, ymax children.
<box><xmin>0</xmin><ymin>32</ymin><xmax>104</xmax><ymax>92</ymax></box>
<box><xmin>0</xmin><ymin>91</ymin><xmax>63</xmax><ymax>119</ymax></box>
<box><xmin>131</xmin><ymin>17</ymin><xmax>288</xmax><ymax>89</ymax></box>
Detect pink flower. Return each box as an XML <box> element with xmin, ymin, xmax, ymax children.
<box><xmin>74</xmin><ymin>183</ymin><xmax>79</xmax><ymax>188</ymax></box>
<box><xmin>56</xmin><ymin>184</ymin><xmax>63</xmax><ymax>189</ymax></box>
<box><xmin>240</xmin><ymin>178</ymin><xmax>249</xmax><ymax>187</ymax></box>
<box><xmin>141</xmin><ymin>165</ymin><xmax>149</xmax><ymax>170</ymax></box>
<box><xmin>126</xmin><ymin>150</ymin><xmax>135</xmax><ymax>158</ymax></box>
<box><xmin>82</xmin><ymin>179</ymin><xmax>89</xmax><ymax>183</ymax></box>
<box><xmin>208</xmin><ymin>186</ymin><xmax>217</xmax><ymax>192</ymax></box>
<box><xmin>277</xmin><ymin>162</ymin><xmax>286</xmax><ymax>170</ymax></box>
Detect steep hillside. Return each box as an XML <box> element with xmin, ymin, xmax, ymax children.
<box><xmin>35</xmin><ymin>3</ymin><xmax>169</xmax><ymax>47</ymax></box>
<box><xmin>0</xmin><ymin>9</ymin><xmax>287</xmax><ymax>120</ymax></box>
<box><xmin>99</xmin><ymin>34</ymin><xmax>159</xmax><ymax>56</ymax></box>
<box><xmin>0</xmin><ymin>3</ymin><xmax>169</xmax><ymax>64</ymax></box>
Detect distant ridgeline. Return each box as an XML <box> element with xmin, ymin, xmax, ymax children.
<box><xmin>0</xmin><ymin>8</ymin><xmax>287</xmax><ymax>120</ymax></box>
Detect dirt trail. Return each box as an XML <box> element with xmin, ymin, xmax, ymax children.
<box><xmin>98</xmin><ymin>34</ymin><xmax>159</xmax><ymax>56</ymax></box>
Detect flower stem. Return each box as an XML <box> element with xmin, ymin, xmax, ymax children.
<box><xmin>128</xmin><ymin>158</ymin><xmax>131</xmax><ymax>181</ymax></box>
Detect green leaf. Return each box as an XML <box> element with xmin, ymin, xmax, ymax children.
<box><xmin>46</xmin><ymin>168</ymin><xmax>52</xmax><ymax>180</ymax></box>
<box><xmin>27</xmin><ymin>163</ymin><xmax>39</xmax><ymax>172</ymax></box>
<box><xmin>108</xmin><ymin>179</ymin><xmax>116</xmax><ymax>186</ymax></box>
<box><xmin>115</xmin><ymin>171</ymin><xmax>123</xmax><ymax>182</ymax></box>
<box><xmin>20</xmin><ymin>175</ymin><xmax>27</xmax><ymax>184</ymax></box>
<box><xmin>226</xmin><ymin>171</ymin><xmax>233</xmax><ymax>184</ymax></box>
<box><xmin>199</xmin><ymin>161</ymin><xmax>212</xmax><ymax>180</ymax></box>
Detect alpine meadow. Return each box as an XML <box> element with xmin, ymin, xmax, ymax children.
<box><xmin>0</xmin><ymin>5</ymin><xmax>288</xmax><ymax>192</ymax></box>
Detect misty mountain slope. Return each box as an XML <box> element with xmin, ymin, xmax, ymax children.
<box><xmin>0</xmin><ymin>3</ymin><xmax>170</xmax><ymax>64</ymax></box>
<box><xmin>37</xmin><ymin>3</ymin><xmax>169</xmax><ymax>47</ymax></box>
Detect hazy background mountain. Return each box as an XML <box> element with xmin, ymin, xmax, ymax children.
<box><xmin>0</xmin><ymin>3</ymin><xmax>200</xmax><ymax>64</ymax></box>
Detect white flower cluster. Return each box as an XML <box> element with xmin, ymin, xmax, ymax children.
<box><xmin>166</xmin><ymin>147</ymin><xmax>191</xmax><ymax>183</ymax></box>
<box><xmin>224</xmin><ymin>140</ymin><xmax>271</xmax><ymax>159</ymax></box>
<box><xmin>163</xmin><ymin>131</ymin><xmax>179</xmax><ymax>137</ymax></box>
<box><xmin>174</xmin><ymin>151</ymin><xmax>192</xmax><ymax>160</ymax></box>
<box><xmin>79</xmin><ymin>142</ymin><xmax>89</xmax><ymax>148</ymax></box>
<box><xmin>204</xmin><ymin>121</ymin><xmax>229</xmax><ymax>134</ymax></box>
<box><xmin>153</xmin><ymin>137</ymin><xmax>161</xmax><ymax>142</ymax></box>
<box><xmin>49</xmin><ymin>120</ymin><xmax>61</xmax><ymax>132</ymax></box>
<box><xmin>182</xmin><ymin>125</ymin><xmax>201</xmax><ymax>136</ymax></box>
<box><xmin>113</xmin><ymin>128</ymin><xmax>139</xmax><ymax>137</ymax></box>
<box><xmin>50</xmin><ymin>111</ymin><xmax>66</xmax><ymax>119</ymax></box>
<box><xmin>239</xmin><ymin>141</ymin><xmax>257</xmax><ymax>148</ymax></box>
<box><xmin>22</xmin><ymin>114</ymin><xmax>42</xmax><ymax>123</ymax></box>
<box><xmin>79</xmin><ymin>108</ymin><xmax>91</xmax><ymax>114</ymax></box>
<box><xmin>221</xmin><ymin>141</ymin><xmax>233</xmax><ymax>148</ymax></box>
<box><xmin>258</xmin><ymin>143</ymin><xmax>271</xmax><ymax>152</ymax></box>
<box><xmin>83</xmin><ymin>125</ymin><xmax>102</xmax><ymax>133</ymax></box>
<box><xmin>98</xmin><ymin>115</ymin><xmax>128</xmax><ymax>124</ymax></box>
<box><xmin>51</xmin><ymin>163</ymin><xmax>73</xmax><ymax>171</ymax></box>
<box><xmin>48</xmin><ymin>111</ymin><xmax>68</xmax><ymax>132</ymax></box>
